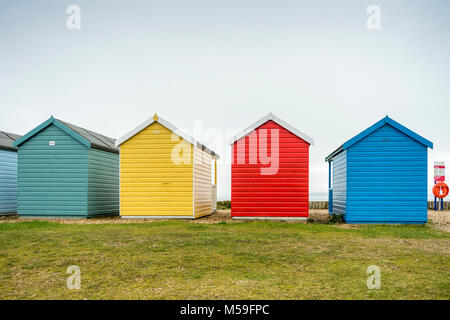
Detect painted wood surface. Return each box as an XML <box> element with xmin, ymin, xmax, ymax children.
<box><xmin>18</xmin><ymin>124</ymin><xmax>89</xmax><ymax>217</ymax></box>
<box><xmin>0</xmin><ymin>150</ymin><xmax>18</xmax><ymax>214</ymax></box>
<box><xmin>120</xmin><ymin>122</ymin><xmax>194</xmax><ymax>217</ymax></box>
<box><xmin>88</xmin><ymin>148</ymin><xmax>119</xmax><ymax>216</ymax></box>
<box><xmin>231</xmin><ymin>120</ymin><xmax>310</xmax><ymax>218</ymax></box>
<box><xmin>194</xmin><ymin>146</ymin><xmax>212</xmax><ymax>218</ymax></box>
<box><xmin>332</xmin><ymin>150</ymin><xmax>347</xmax><ymax>216</ymax></box>
<box><xmin>345</xmin><ymin>123</ymin><xmax>428</xmax><ymax>223</ymax></box>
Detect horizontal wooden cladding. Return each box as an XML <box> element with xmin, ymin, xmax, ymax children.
<box><xmin>120</xmin><ymin>185</ymin><xmax>191</xmax><ymax>192</ymax></box>
<box><xmin>232</xmin><ymin>161</ymin><xmax>308</xmax><ymax>167</ymax></box>
<box><xmin>88</xmin><ymin>148</ymin><xmax>119</xmax><ymax>217</ymax></box>
<box><xmin>121</xmin><ymin>191</ymin><xmax>191</xmax><ymax>196</ymax></box>
<box><xmin>18</xmin><ymin>124</ymin><xmax>90</xmax><ymax>217</ymax></box>
<box><xmin>118</xmin><ymin>154</ymin><xmax>188</xmax><ymax>161</ymax></box>
<box><xmin>121</xmin><ymin>200</ymin><xmax>191</xmax><ymax>207</ymax></box>
<box><xmin>119</xmin><ymin>162</ymin><xmax>192</xmax><ymax>168</ymax></box>
<box><xmin>233</xmin><ymin>202</ymin><xmax>309</xmax><ymax>208</ymax></box>
<box><xmin>350</xmin><ymin>194</ymin><xmax>427</xmax><ymax>200</ymax></box>
<box><xmin>232</xmin><ymin>185</ymin><xmax>308</xmax><ymax>191</ymax></box>
<box><xmin>232</xmin><ymin>178</ymin><xmax>308</xmax><ymax>184</ymax></box>
<box><xmin>121</xmin><ymin>177</ymin><xmax>192</xmax><ymax>182</ymax></box>
<box><xmin>232</xmin><ymin>173</ymin><xmax>308</xmax><ymax>179</ymax></box>
<box><xmin>120</xmin><ymin>212</ymin><xmax>190</xmax><ymax>216</ymax></box>
<box><xmin>120</xmin><ymin>121</ymin><xmax>193</xmax><ymax>217</ymax></box>
<box><xmin>232</xmin><ymin>189</ymin><xmax>308</xmax><ymax>195</ymax></box>
<box><xmin>347</xmin><ymin>163</ymin><xmax>426</xmax><ymax>169</ymax></box>
<box><xmin>231</xmin><ymin>182</ymin><xmax>307</xmax><ymax>187</ymax></box>
<box><xmin>120</xmin><ymin>172</ymin><xmax>193</xmax><ymax>178</ymax></box>
<box><xmin>231</xmin><ymin>120</ymin><xmax>309</xmax><ymax>218</ymax></box>
<box><xmin>232</xmin><ymin>167</ymin><xmax>308</xmax><ymax>173</ymax></box>
<box><xmin>0</xmin><ymin>150</ymin><xmax>18</xmax><ymax>213</ymax></box>
<box><xmin>345</xmin><ymin>124</ymin><xmax>428</xmax><ymax>223</ymax></box>
<box><xmin>232</xmin><ymin>195</ymin><xmax>308</xmax><ymax>201</ymax></box>
<box><xmin>233</xmin><ymin>209</ymin><xmax>308</xmax><ymax>215</ymax></box>
<box><xmin>233</xmin><ymin>153</ymin><xmax>309</xmax><ymax>164</ymax></box>
<box><xmin>234</xmin><ymin>149</ymin><xmax>310</xmax><ymax>155</ymax></box>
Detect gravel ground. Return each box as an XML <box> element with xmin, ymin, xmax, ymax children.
<box><xmin>428</xmin><ymin>210</ymin><xmax>450</xmax><ymax>232</ymax></box>
<box><xmin>1</xmin><ymin>209</ymin><xmax>449</xmax><ymax>231</ymax></box>
<box><xmin>309</xmin><ymin>210</ymin><xmax>450</xmax><ymax>232</ymax></box>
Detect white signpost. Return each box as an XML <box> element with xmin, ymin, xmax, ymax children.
<box><xmin>434</xmin><ymin>161</ymin><xmax>445</xmax><ymax>182</ymax></box>
<box><xmin>434</xmin><ymin>161</ymin><xmax>446</xmax><ymax>211</ymax></box>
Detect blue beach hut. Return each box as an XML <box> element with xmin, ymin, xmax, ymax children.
<box><xmin>0</xmin><ymin>131</ymin><xmax>21</xmax><ymax>215</ymax></box>
<box><xmin>325</xmin><ymin>116</ymin><xmax>433</xmax><ymax>224</ymax></box>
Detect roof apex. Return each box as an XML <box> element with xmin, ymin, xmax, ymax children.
<box><xmin>13</xmin><ymin>116</ymin><xmax>118</xmax><ymax>153</ymax></box>
<box><xmin>228</xmin><ymin>112</ymin><xmax>314</xmax><ymax>145</ymax></box>
<box><xmin>325</xmin><ymin>115</ymin><xmax>433</xmax><ymax>162</ymax></box>
<box><xmin>115</xmin><ymin>114</ymin><xmax>220</xmax><ymax>159</ymax></box>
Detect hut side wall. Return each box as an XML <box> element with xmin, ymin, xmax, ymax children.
<box><xmin>193</xmin><ymin>146</ymin><xmax>212</xmax><ymax>218</ymax></box>
<box><xmin>88</xmin><ymin>148</ymin><xmax>119</xmax><ymax>217</ymax></box>
<box><xmin>332</xmin><ymin>150</ymin><xmax>347</xmax><ymax>217</ymax></box>
<box><xmin>0</xmin><ymin>149</ymin><xmax>18</xmax><ymax>214</ymax></box>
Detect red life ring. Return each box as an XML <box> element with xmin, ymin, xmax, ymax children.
<box><xmin>433</xmin><ymin>182</ymin><xmax>449</xmax><ymax>199</ymax></box>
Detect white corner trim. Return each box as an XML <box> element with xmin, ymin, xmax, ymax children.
<box><xmin>228</xmin><ymin>112</ymin><xmax>314</xmax><ymax>146</ymax></box>
<box><xmin>115</xmin><ymin>114</ymin><xmax>220</xmax><ymax>159</ymax></box>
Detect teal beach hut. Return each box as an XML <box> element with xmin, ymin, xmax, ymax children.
<box><xmin>13</xmin><ymin>117</ymin><xmax>119</xmax><ymax>218</ymax></box>
<box><xmin>0</xmin><ymin>131</ymin><xmax>21</xmax><ymax>215</ymax></box>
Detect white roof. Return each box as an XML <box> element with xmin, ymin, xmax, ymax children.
<box><xmin>115</xmin><ymin>114</ymin><xmax>219</xmax><ymax>159</ymax></box>
<box><xmin>228</xmin><ymin>112</ymin><xmax>314</xmax><ymax>145</ymax></box>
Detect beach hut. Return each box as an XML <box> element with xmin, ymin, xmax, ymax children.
<box><xmin>0</xmin><ymin>131</ymin><xmax>21</xmax><ymax>215</ymax></box>
<box><xmin>115</xmin><ymin>114</ymin><xmax>219</xmax><ymax>219</ymax></box>
<box><xmin>325</xmin><ymin>116</ymin><xmax>433</xmax><ymax>224</ymax></box>
<box><xmin>13</xmin><ymin>116</ymin><xmax>119</xmax><ymax>218</ymax></box>
<box><xmin>229</xmin><ymin>113</ymin><xmax>314</xmax><ymax>220</ymax></box>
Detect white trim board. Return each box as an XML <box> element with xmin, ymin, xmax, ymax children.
<box><xmin>115</xmin><ymin>114</ymin><xmax>220</xmax><ymax>159</ymax></box>
<box><xmin>228</xmin><ymin>112</ymin><xmax>314</xmax><ymax>145</ymax></box>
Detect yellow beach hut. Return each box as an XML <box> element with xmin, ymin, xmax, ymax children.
<box><xmin>115</xmin><ymin>114</ymin><xmax>219</xmax><ymax>219</ymax></box>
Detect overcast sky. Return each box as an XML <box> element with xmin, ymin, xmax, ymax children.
<box><xmin>1</xmin><ymin>0</ymin><xmax>449</xmax><ymax>200</ymax></box>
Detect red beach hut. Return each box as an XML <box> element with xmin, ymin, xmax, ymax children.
<box><xmin>229</xmin><ymin>113</ymin><xmax>314</xmax><ymax>220</ymax></box>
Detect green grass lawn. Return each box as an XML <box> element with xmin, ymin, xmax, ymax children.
<box><xmin>0</xmin><ymin>219</ymin><xmax>449</xmax><ymax>299</ymax></box>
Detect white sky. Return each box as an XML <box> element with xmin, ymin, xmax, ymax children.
<box><xmin>1</xmin><ymin>1</ymin><xmax>449</xmax><ymax>200</ymax></box>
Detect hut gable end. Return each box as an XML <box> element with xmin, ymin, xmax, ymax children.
<box><xmin>17</xmin><ymin>124</ymin><xmax>89</xmax><ymax>217</ymax></box>
<box><xmin>327</xmin><ymin>116</ymin><xmax>432</xmax><ymax>224</ymax></box>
